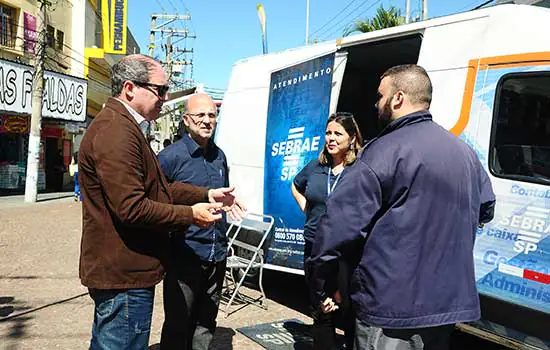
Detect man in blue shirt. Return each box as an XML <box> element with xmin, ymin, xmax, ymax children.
<box><xmin>158</xmin><ymin>93</ymin><xmax>237</xmax><ymax>350</ymax></box>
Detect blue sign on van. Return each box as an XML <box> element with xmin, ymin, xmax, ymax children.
<box><xmin>263</xmin><ymin>53</ymin><xmax>335</xmax><ymax>269</ymax></box>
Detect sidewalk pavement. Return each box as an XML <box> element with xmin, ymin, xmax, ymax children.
<box><xmin>0</xmin><ymin>192</ymin><xmax>75</xmax><ymax>209</ymax></box>
<box><xmin>0</xmin><ymin>197</ymin><xmax>311</xmax><ymax>349</ymax></box>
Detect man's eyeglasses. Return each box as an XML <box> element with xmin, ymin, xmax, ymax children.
<box><xmin>187</xmin><ymin>112</ymin><xmax>218</xmax><ymax>121</ymax></box>
<box><xmin>132</xmin><ymin>81</ymin><xmax>170</xmax><ymax>97</ymax></box>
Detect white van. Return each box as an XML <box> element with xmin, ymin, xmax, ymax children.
<box><xmin>215</xmin><ymin>4</ymin><xmax>550</xmax><ymax>349</ymax></box>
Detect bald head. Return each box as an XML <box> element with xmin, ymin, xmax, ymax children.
<box><xmin>187</xmin><ymin>93</ymin><xmax>216</xmax><ymax>111</ymax></box>
<box><xmin>183</xmin><ymin>93</ymin><xmax>218</xmax><ymax>147</ymax></box>
<box><xmin>381</xmin><ymin>64</ymin><xmax>432</xmax><ymax>108</ymax></box>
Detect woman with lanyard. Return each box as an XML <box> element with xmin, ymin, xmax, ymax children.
<box><xmin>292</xmin><ymin>112</ymin><xmax>363</xmax><ymax>350</ymax></box>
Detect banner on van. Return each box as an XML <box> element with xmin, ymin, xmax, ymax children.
<box><xmin>263</xmin><ymin>53</ymin><xmax>335</xmax><ymax>269</ymax></box>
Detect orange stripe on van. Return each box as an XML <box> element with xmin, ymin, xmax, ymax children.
<box><xmin>480</xmin><ymin>51</ymin><xmax>550</xmax><ymax>67</ymax></box>
<box><xmin>450</xmin><ymin>59</ymin><xmax>478</xmax><ymax>136</ymax></box>
<box><xmin>449</xmin><ymin>52</ymin><xmax>550</xmax><ymax>136</ymax></box>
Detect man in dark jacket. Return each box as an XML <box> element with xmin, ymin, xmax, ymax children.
<box><xmin>79</xmin><ymin>54</ymin><xmax>244</xmax><ymax>350</ymax></box>
<box><xmin>308</xmin><ymin>64</ymin><xmax>496</xmax><ymax>350</ymax></box>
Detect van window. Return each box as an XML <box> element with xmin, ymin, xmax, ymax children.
<box><xmin>491</xmin><ymin>73</ymin><xmax>550</xmax><ymax>185</ymax></box>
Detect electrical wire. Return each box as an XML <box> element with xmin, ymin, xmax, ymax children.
<box><xmin>473</xmin><ymin>0</ymin><xmax>495</xmax><ymax>10</ymax></box>
<box><xmin>1</xmin><ymin>28</ymin><xmax>114</xmax><ymax>92</ymax></box>
<box><xmin>321</xmin><ymin>0</ymin><xmax>383</xmax><ymax>40</ymax></box>
<box><xmin>309</xmin><ymin>0</ymin><xmax>360</xmax><ymax>37</ymax></box>
<box><xmin>155</xmin><ymin>0</ymin><xmax>168</xmax><ymax>13</ymax></box>
<box><xmin>314</xmin><ymin>0</ymin><xmax>375</xmax><ymax>40</ymax></box>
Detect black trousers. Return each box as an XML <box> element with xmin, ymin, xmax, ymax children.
<box><xmin>304</xmin><ymin>240</ymin><xmax>355</xmax><ymax>350</ymax></box>
<box><xmin>160</xmin><ymin>259</ymin><xmax>226</xmax><ymax>350</ymax></box>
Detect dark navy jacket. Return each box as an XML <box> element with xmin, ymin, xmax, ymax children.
<box><xmin>308</xmin><ymin>111</ymin><xmax>496</xmax><ymax>328</ymax></box>
<box><xmin>158</xmin><ymin>134</ymin><xmax>229</xmax><ymax>263</ymax></box>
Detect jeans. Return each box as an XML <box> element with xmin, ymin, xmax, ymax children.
<box><xmin>354</xmin><ymin>319</ymin><xmax>454</xmax><ymax>350</ymax></box>
<box><xmin>74</xmin><ymin>172</ymin><xmax>81</xmax><ymax>201</ymax></box>
<box><xmin>160</xmin><ymin>259</ymin><xmax>226</xmax><ymax>350</ymax></box>
<box><xmin>89</xmin><ymin>287</ymin><xmax>155</xmax><ymax>350</ymax></box>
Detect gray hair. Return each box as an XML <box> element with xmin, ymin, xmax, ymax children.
<box><xmin>111</xmin><ymin>55</ymin><xmax>158</xmax><ymax>97</ymax></box>
<box><xmin>381</xmin><ymin>64</ymin><xmax>432</xmax><ymax>108</ymax></box>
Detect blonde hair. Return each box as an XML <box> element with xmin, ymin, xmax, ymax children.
<box><xmin>319</xmin><ymin>113</ymin><xmax>363</xmax><ymax>166</ymax></box>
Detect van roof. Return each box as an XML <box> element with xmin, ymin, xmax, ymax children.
<box><xmin>232</xmin><ymin>4</ymin><xmax>550</xmax><ymax>66</ymax></box>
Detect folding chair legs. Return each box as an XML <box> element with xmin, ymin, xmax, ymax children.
<box><xmin>258</xmin><ymin>259</ymin><xmax>266</xmax><ymax>304</ymax></box>
<box><xmin>223</xmin><ymin>266</ymin><xmax>267</xmax><ymax>317</ymax></box>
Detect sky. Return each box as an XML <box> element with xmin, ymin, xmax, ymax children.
<box><xmin>128</xmin><ymin>0</ymin><xmax>489</xmax><ymax>91</ymax></box>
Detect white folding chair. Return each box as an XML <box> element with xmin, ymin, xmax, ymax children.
<box><xmin>222</xmin><ymin>213</ymin><xmax>274</xmax><ymax>317</ymax></box>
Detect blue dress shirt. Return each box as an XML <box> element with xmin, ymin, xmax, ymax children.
<box><xmin>158</xmin><ymin>133</ymin><xmax>229</xmax><ymax>263</ymax></box>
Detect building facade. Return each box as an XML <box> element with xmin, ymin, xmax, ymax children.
<box><xmin>0</xmin><ymin>0</ymin><xmax>139</xmax><ymax>194</ymax></box>
<box><xmin>0</xmin><ymin>0</ymin><xmax>88</xmax><ymax>192</ymax></box>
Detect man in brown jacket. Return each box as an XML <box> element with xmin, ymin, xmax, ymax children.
<box><xmin>78</xmin><ymin>54</ymin><xmax>244</xmax><ymax>350</ymax></box>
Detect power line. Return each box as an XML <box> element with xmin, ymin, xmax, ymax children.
<box><xmin>455</xmin><ymin>0</ymin><xmax>486</xmax><ymax>12</ymax></box>
<box><xmin>166</xmin><ymin>0</ymin><xmax>179</xmax><ymax>12</ymax></box>
<box><xmin>314</xmin><ymin>0</ymin><xmax>374</xmax><ymax>40</ymax></box>
<box><xmin>155</xmin><ymin>0</ymin><xmax>168</xmax><ymax>13</ymax></box>
<box><xmin>310</xmin><ymin>0</ymin><xmax>359</xmax><ymax>37</ymax></box>
<box><xmin>322</xmin><ymin>0</ymin><xmax>383</xmax><ymax>40</ymax></box>
<box><xmin>2</xmin><ymin>32</ymin><xmax>115</xmax><ymax>90</ymax></box>
<box><xmin>44</xmin><ymin>53</ymin><xmax>113</xmax><ymax>92</ymax></box>
<box><xmin>473</xmin><ymin>0</ymin><xmax>495</xmax><ymax>10</ymax></box>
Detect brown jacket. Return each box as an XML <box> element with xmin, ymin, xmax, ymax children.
<box><xmin>79</xmin><ymin>98</ymin><xmax>208</xmax><ymax>289</ymax></box>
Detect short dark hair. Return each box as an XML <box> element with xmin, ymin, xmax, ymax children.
<box><xmin>319</xmin><ymin>112</ymin><xmax>364</xmax><ymax>166</ymax></box>
<box><xmin>111</xmin><ymin>55</ymin><xmax>159</xmax><ymax>97</ymax></box>
<box><xmin>381</xmin><ymin>64</ymin><xmax>432</xmax><ymax>108</ymax></box>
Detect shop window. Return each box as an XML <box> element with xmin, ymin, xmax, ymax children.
<box><xmin>56</xmin><ymin>29</ymin><xmax>64</xmax><ymax>51</ymax></box>
<box><xmin>46</xmin><ymin>24</ymin><xmax>55</xmax><ymax>47</ymax></box>
<box><xmin>490</xmin><ymin>73</ymin><xmax>550</xmax><ymax>185</ymax></box>
<box><xmin>0</xmin><ymin>4</ymin><xmax>16</xmax><ymax>48</ymax></box>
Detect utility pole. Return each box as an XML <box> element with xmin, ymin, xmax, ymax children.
<box><xmin>405</xmin><ymin>0</ymin><xmax>410</xmax><ymax>23</ymax></box>
<box><xmin>305</xmin><ymin>0</ymin><xmax>310</xmax><ymax>45</ymax></box>
<box><xmin>149</xmin><ymin>13</ymin><xmax>194</xmax><ymax>86</ymax></box>
<box><xmin>149</xmin><ymin>15</ymin><xmax>156</xmax><ymax>57</ymax></box>
<box><xmin>161</xmin><ymin>32</ymin><xmax>173</xmax><ymax>142</ymax></box>
<box><xmin>149</xmin><ymin>13</ymin><xmax>195</xmax><ymax>146</ymax></box>
<box><xmin>166</xmin><ymin>33</ymin><xmax>173</xmax><ymax>80</ymax></box>
<box><xmin>24</xmin><ymin>0</ymin><xmax>48</xmax><ymax>203</ymax></box>
<box><xmin>422</xmin><ymin>0</ymin><xmax>428</xmax><ymax>20</ymax></box>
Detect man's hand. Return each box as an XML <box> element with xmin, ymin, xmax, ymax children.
<box><xmin>208</xmin><ymin>185</ymin><xmax>247</xmax><ymax>221</ymax></box>
<box><xmin>320</xmin><ymin>297</ymin><xmax>339</xmax><ymax>314</ymax></box>
<box><xmin>191</xmin><ymin>202</ymin><xmax>223</xmax><ymax>228</ymax></box>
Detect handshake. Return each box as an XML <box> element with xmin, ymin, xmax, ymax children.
<box><xmin>191</xmin><ymin>185</ymin><xmax>247</xmax><ymax>228</ymax></box>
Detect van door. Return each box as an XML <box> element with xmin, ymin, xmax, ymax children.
<box><xmin>469</xmin><ymin>53</ymin><xmax>550</xmax><ymax>345</ymax></box>
<box><xmin>263</xmin><ymin>52</ymin><xmax>348</xmax><ymax>273</ymax></box>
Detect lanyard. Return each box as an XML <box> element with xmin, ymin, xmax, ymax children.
<box><xmin>327</xmin><ymin>168</ymin><xmax>344</xmax><ymax>196</ymax></box>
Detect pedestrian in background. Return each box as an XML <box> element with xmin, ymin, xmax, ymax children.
<box><xmin>68</xmin><ymin>151</ymin><xmax>80</xmax><ymax>202</ymax></box>
<box><xmin>292</xmin><ymin>112</ymin><xmax>363</xmax><ymax>350</ymax></box>
<box><xmin>308</xmin><ymin>64</ymin><xmax>496</xmax><ymax>350</ymax></box>
<box><xmin>158</xmin><ymin>93</ymin><xmax>244</xmax><ymax>350</ymax></box>
<box><xmin>78</xmin><ymin>54</ymin><xmax>244</xmax><ymax>350</ymax></box>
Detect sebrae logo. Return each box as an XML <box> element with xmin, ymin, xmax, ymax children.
<box><xmin>271</xmin><ymin>127</ymin><xmax>321</xmax><ymax>181</ymax></box>
<box><xmin>499</xmin><ymin>206</ymin><xmax>550</xmax><ymax>255</ymax></box>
